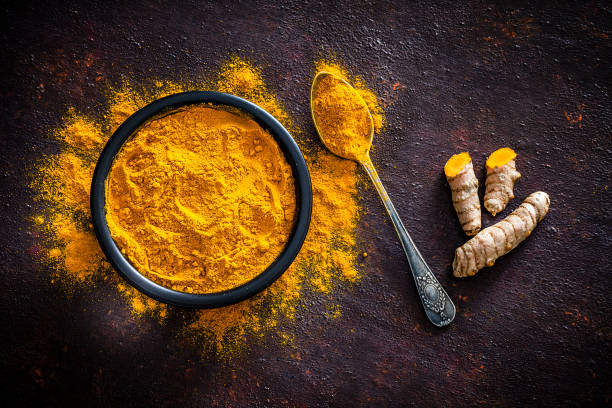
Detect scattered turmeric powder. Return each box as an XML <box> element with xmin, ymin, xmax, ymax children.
<box><xmin>444</xmin><ymin>152</ymin><xmax>481</xmax><ymax>236</ymax></box>
<box><xmin>55</xmin><ymin>111</ymin><xmax>104</xmax><ymax>151</ymax></box>
<box><xmin>29</xmin><ymin>56</ymin><xmax>381</xmax><ymax>358</ymax></box>
<box><xmin>106</xmin><ymin>106</ymin><xmax>295</xmax><ymax>294</ymax></box>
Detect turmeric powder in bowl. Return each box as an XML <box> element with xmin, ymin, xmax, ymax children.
<box><xmin>101</xmin><ymin>97</ymin><xmax>301</xmax><ymax>297</ymax></box>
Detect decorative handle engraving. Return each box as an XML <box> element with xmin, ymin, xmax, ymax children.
<box><xmin>361</xmin><ymin>156</ymin><xmax>455</xmax><ymax>327</ymax></box>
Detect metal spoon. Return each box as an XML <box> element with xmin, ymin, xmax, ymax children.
<box><xmin>310</xmin><ymin>71</ymin><xmax>455</xmax><ymax>327</ymax></box>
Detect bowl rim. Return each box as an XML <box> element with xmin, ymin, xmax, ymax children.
<box><xmin>90</xmin><ymin>91</ymin><xmax>312</xmax><ymax>308</ymax></box>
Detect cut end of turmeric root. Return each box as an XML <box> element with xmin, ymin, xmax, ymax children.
<box><xmin>444</xmin><ymin>152</ymin><xmax>471</xmax><ymax>178</ymax></box>
<box><xmin>486</xmin><ymin>147</ymin><xmax>517</xmax><ymax>169</ymax></box>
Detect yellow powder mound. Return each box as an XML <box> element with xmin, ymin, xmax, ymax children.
<box><xmin>106</xmin><ymin>106</ymin><xmax>296</xmax><ymax>293</ymax></box>
<box><xmin>30</xmin><ymin>56</ymin><xmax>383</xmax><ymax>358</ymax></box>
<box><xmin>312</xmin><ymin>74</ymin><xmax>373</xmax><ymax>161</ymax></box>
<box><xmin>315</xmin><ymin>58</ymin><xmax>385</xmax><ymax>133</ymax></box>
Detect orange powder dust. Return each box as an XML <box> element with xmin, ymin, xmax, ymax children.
<box><xmin>55</xmin><ymin>111</ymin><xmax>104</xmax><ymax>151</ymax></box>
<box><xmin>105</xmin><ymin>106</ymin><xmax>295</xmax><ymax>294</ymax></box>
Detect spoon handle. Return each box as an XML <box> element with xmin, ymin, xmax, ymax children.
<box><xmin>360</xmin><ymin>156</ymin><xmax>455</xmax><ymax>327</ymax></box>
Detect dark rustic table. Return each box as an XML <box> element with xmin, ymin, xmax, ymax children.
<box><xmin>1</xmin><ymin>1</ymin><xmax>610</xmax><ymax>406</ymax></box>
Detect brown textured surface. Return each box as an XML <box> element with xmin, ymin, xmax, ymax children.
<box><xmin>1</xmin><ymin>1</ymin><xmax>610</xmax><ymax>406</ymax></box>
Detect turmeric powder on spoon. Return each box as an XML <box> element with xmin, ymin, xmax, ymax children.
<box><xmin>311</xmin><ymin>74</ymin><xmax>372</xmax><ymax>161</ymax></box>
<box><xmin>105</xmin><ymin>105</ymin><xmax>296</xmax><ymax>294</ymax></box>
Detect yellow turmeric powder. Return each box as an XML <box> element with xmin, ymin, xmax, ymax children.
<box><xmin>29</xmin><ymin>56</ymin><xmax>384</xmax><ymax>358</ymax></box>
<box><xmin>314</xmin><ymin>59</ymin><xmax>385</xmax><ymax>133</ymax></box>
<box><xmin>105</xmin><ymin>106</ymin><xmax>296</xmax><ymax>293</ymax></box>
<box><xmin>312</xmin><ymin>74</ymin><xmax>372</xmax><ymax>161</ymax></box>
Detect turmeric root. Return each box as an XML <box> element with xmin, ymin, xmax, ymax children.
<box><xmin>444</xmin><ymin>152</ymin><xmax>481</xmax><ymax>236</ymax></box>
<box><xmin>453</xmin><ymin>191</ymin><xmax>550</xmax><ymax>278</ymax></box>
<box><xmin>484</xmin><ymin>147</ymin><xmax>521</xmax><ymax>216</ymax></box>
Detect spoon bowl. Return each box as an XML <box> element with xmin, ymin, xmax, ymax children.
<box><xmin>311</xmin><ymin>71</ymin><xmax>374</xmax><ymax>162</ymax></box>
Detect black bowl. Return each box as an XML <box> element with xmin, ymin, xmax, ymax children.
<box><xmin>90</xmin><ymin>91</ymin><xmax>312</xmax><ymax>308</ymax></box>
